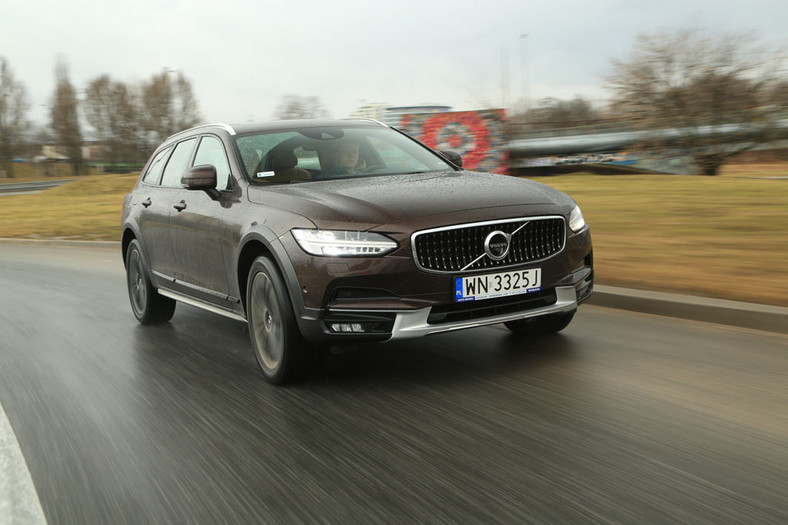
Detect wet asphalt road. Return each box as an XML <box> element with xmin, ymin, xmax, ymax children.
<box><xmin>1</xmin><ymin>243</ymin><xmax>787</xmax><ymax>524</ymax></box>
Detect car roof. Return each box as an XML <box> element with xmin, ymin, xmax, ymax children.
<box><xmin>165</xmin><ymin>118</ymin><xmax>388</xmax><ymax>143</ymax></box>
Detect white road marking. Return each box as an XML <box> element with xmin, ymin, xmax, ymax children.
<box><xmin>0</xmin><ymin>402</ymin><xmax>46</xmax><ymax>525</ymax></box>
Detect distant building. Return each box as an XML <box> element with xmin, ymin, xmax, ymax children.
<box><xmin>41</xmin><ymin>145</ymin><xmax>69</xmax><ymax>162</ymax></box>
<box><xmin>349</xmin><ymin>103</ymin><xmax>389</xmax><ymax>122</ymax></box>
<box><xmin>398</xmin><ymin>109</ymin><xmax>509</xmax><ymax>174</ymax></box>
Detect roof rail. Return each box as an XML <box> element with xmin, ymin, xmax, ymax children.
<box><xmin>166</xmin><ymin>123</ymin><xmax>237</xmax><ymax>142</ymax></box>
<box><xmin>341</xmin><ymin>117</ymin><xmax>388</xmax><ymax>127</ymax></box>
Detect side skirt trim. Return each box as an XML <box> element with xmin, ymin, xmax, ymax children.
<box><xmin>158</xmin><ymin>289</ymin><xmax>248</xmax><ymax>323</ymax></box>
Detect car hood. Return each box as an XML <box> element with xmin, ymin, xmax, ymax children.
<box><xmin>246</xmin><ymin>171</ymin><xmax>573</xmax><ymax>230</ymax></box>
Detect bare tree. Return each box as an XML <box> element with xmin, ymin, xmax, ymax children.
<box><xmin>608</xmin><ymin>30</ymin><xmax>786</xmax><ymax>175</ymax></box>
<box><xmin>139</xmin><ymin>71</ymin><xmax>202</xmax><ymax>149</ymax></box>
<box><xmin>111</xmin><ymin>82</ymin><xmax>146</xmax><ymax>163</ymax></box>
<box><xmin>506</xmin><ymin>96</ymin><xmax>614</xmax><ymax>138</ymax></box>
<box><xmin>274</xmin><ymin>95</ymin><xmax>329</xmax><ymax>120</ymax></box>
<box><xmin>0</xmin><ymin>57</ymin><xmax>30</xmax><ymax>178</ymax></box>
<box><xmin>84</xmin><ymin>75</ymin><xmax>143</xmax><ymax>164</ymax></box>
<box><xmin>527</xmin><ymin>97</ymin><xmax>600</xmax><ymax>128</ymax></box>
<box><xmin>83</xmin><ymin>75</ymin><xmax>113</xmax><ymax>150</ymax></box>
<box><xmin>50</xmin><ymin>58</ymin><xmax>84</xmax><ymax>174</ymax></box>
<box><xmin>769</xmin><ymin>80</ymin><xmax>788</xmax><ymax>113</ymax></box>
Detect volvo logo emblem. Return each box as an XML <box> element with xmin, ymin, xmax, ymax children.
<box><xmin>484</xmin><ymin>230</ymin><xmax>511</xmax><ymax>261</ymax></box>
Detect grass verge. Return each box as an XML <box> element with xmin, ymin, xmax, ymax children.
<box><xmin>0</xmin><ymin>174</ymin><xmax>139</xmax><ymax>240</ymax></box>
<box><xmin>0</xmin><ymin>166</ymin><xmax>786</xmax><ymax>306</ymax></box>
<box><xmin>541</xmin><ymin>168</ymin><xmax>787</xmax><ymax>307</ymax></box>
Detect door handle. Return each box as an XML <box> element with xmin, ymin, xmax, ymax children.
<box><xmin>141</xmin><ymin>197</ymin><xmax>152</xmax><ymax>208</ymax></box>
<box><xmin>173</xmin><ymin>200</ymin><xmax>187</xmax><ymax>212</ymax></box>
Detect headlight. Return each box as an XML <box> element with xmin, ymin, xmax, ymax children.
<box><xmin>292</xmin><ymin>229</ymin><xmax>398</xmax><ymax>257</ymax></box>
<box><xmin>569</xmin><ymin>205</ymin><xmax>586</xmax><ymax>233</ymax></box>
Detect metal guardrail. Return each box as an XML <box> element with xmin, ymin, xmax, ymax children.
<box><xmin>508</xmin><ymin>123</ymin><xmax>639</xmax><ymax>139</ymax></box>
<box><xmin>506</xmin><ymin>119</ymin><xmax>788</xmax><ymax>156</ymax></box>
<box><xmin>0</xmin><ymin>179</ymin><xmax>75</xmax><ymax>193</ymax></box>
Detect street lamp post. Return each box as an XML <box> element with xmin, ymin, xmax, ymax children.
<box><xmin>501</xmin><ymin>46</ymin><xmax>509</xmax><ymax>110</ymax></box>
<box><xmin>520</xmin><ymin>33</ymin><xmax>529</xmax><ymax>117</ymax></box>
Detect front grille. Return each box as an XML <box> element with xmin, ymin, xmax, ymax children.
<box><xmin>412</xmin><ymin>217</ymin><xmax>565</xmax><ymax>273</ymax></box>
<box><xmin>427</xmin><ymin>290</ymin><xmax>557</xmax><ymax>325</ymax></box>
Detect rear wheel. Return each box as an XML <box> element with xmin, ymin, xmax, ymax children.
<box><xmin>247</xmin><ymin>256</ymin><xmax>313</xmax><ymax>384</ymax></box>
<box><xmin>125</xmin><ymin>239</ymin><xmax>175</xmax><ymax>324</ymax></box>
<box><xmin>504</xmin><ymin>311</ymin><xmax>575</xmax><ymax>335</ymax></box>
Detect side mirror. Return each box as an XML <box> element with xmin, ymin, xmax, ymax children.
<box><xmin>182</xmin><ymin>165</ymin><xmax>220</xmax><ymax>199</ymax></box>
<box><xmin>439</xmin><ymin>150</ymin><xmax>463</xmax><ymax>168</ymax></box>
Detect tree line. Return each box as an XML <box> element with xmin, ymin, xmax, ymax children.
<box><xmin>1</xmin><ymin>29</ymin><xmax>786</xmax><ymax>177</ymax></box>
<box><xmin>0</xmin><ymin>58</ymin><xmax>201</xmax><ymax>177</ymax></box>
<box><xmin>509</xmin><ymin>30</ymin><xmax>787</xmax><ymax>175</ymax></box>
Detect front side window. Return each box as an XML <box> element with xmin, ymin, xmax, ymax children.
<box><xmin>142</xmin><ymin>146</ymin><xmax>172</xmax><ymax>184</ymax></box>
<box><xmin>160</xmin><ymin>138</ymin><xmax>197</xmax><ymax>188</ymax></box>
<box><xmin>234</xmin><ymin>126</ymin><xmax>452</xmax><ymax>184</ymax></box>
<box><xmin>193</xmin><ymin>136</ymin><xmax>231</xmax><ymax>190</ymax></box>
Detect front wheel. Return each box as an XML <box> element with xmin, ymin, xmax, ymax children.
<box><xmin>246</xmin><ymin>256</ymin><xmax>313</xmax><ymax>384</ymax></box>
<box><xmin>125</xmin><ymin>239</ymin><xmax>175</xmax><ymax>324</ymax></box>
<box><xmin>504</xmin><ymin>310</ymin><xmax>575</xmax><ymax>335</ymax></box>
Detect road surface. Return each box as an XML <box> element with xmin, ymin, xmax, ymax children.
<box><xmin>1</xmin><ymin>243</ymin><xmax>786</xmax><ymax>524</ymax></box>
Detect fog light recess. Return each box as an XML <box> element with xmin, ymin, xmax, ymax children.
<box><xmin>330</xmin><ymin>323</ymin><xmax>369</xmax><ymax>333</ymax></box>
<box><xmin>324</xmin><ymin>312</ymin><xmax>397</xmax><ymax>335</ymax></box>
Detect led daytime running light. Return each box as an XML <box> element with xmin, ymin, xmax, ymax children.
<box><xmin>569</xmin><ymin>205</ymin><xmax>586</xmax><ymax>232</ymax></box>
<box><xmin>292</xmin><ymin>229</ymin><xmax>397</xmax><ymax>257</ymax></box>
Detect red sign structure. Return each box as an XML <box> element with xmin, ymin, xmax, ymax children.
<box><xmin>399</xmin><ymin>109</ymin><xmax>508</xmax><ymax>174</ymax></box>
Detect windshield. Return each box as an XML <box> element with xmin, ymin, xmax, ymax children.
<box><xmin>234</xmin><ymin>125</ymin><xmax>454</xmax><ymax>184</ymax></box>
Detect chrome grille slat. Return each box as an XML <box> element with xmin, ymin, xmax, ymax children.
<box><xmin>412</xmin><ymin>216</ymin><xmax>566</xmax><ymax>274</ymax></box>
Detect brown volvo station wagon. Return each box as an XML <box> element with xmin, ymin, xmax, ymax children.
<box><xmin>122</xmin><ymin>119</ymin><xmax>593</xmax><ymax>383</ymax></box>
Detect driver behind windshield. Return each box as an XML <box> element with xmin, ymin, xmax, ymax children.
<box><xmin>322</xmin><ymin>140</ymin><xmax>365</xmax><ymax>175</ymax></box>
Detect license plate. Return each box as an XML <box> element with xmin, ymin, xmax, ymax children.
<box><xmin>455</xmin><ymin>268</ymin><xmax>541</xmax><ymax>302</ymax></box>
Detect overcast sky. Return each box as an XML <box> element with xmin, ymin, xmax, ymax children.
<box><xmin>3</xmin><ymin>0</ymin><xmax>787</xmax><ymax>127</ymax></box>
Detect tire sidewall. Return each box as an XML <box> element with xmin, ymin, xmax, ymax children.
<box><xmin>126</xmin><ymin>240</ymin><xmax>152</xmax><ymax>322</ymax></box>
<box><xmin>246</xmin><ymin>256</ymin><xmax>301</xmax><ymax>383</ymax></box>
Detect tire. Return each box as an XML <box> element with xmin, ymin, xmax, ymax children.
<box><xmin>246</xmin><ymin>256</ymin><xmax>313</xmax><ymax>384</ymax></box>
<box><xmin>504</xmin><ymin>310</ymin><xmax>575</xmax><ymax>336</ymax></box>
<box><xmin>125</xmin><ymin>239</ymin><xmax>176</xmax><ymax>324</ymax></box>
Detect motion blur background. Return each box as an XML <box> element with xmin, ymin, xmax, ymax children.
<box><xmin>1</xmin><ymin>0</ymin><xmax>787</xmax><ymax>175</ymax></box>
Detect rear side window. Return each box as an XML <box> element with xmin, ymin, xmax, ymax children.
<box><xmin>193</xmin><ymin>136</ymin><xmax>231</xmax><ymax>190</ymax></box>
<box><xmin>160</xmin><ymin>138</ymin><xmax>197</xmax><ymax>187</ymax></box>
<box><xmin>141</xmin><ymin>147</ymin><xmax>172</xmax><ymax>184</ymax></box>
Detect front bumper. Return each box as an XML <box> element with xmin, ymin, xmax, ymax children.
<box><xmin>282</xmin><ymin>226</ymin><xmax>593</xmax><ymax>345</ymax></box>
<box><xmin>388</xmin><ymin>285</ymin><xmax>578</xmax><ymax>339</ymax></box>
<box><xmin>298</xmin><ymin>278</ymin><xmax>590</xmax><ymax>345</ymax></box>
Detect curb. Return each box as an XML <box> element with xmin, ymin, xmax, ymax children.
<box><xmin>0</xmin><ymin>238</ymin><xmax>120</xmax><ymax>249</ymax></box>
<box><xmin>0</xmin><ymin>179</ymin><xmax>76</xmax><ymax>193</ymax></box>
<box><xmin>2</xmin><ymin>238</ymin><xmax>786</xmax><ymax>335</ymax></box>
<box><xmin>589</xmin><ymin>285</ymin><xmax>788</xmax><ymax>335</ymax></box>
